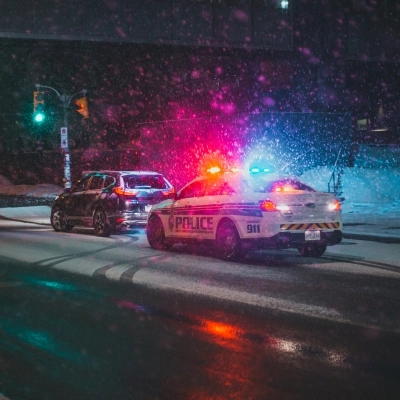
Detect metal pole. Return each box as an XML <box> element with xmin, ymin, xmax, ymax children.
<box><xmin>35</xmin><ymin>84</ymin><xmax>86</xmax><ymax>190</ymax></box>
<box><xmin>61</xmin><ymin>94</ymin><xmax>72</xmax><ymax>190</ymax></box>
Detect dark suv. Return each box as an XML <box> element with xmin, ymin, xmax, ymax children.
<box><xmin>50</xmin><ymin>170</ymin><xmax>174</xmax><ymax>236</ymax></box>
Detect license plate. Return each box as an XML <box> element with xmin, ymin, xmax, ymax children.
<box><xmin>305</xmin><ymin>230</ymin><xmax>320</xmax><ymax>241</ymax></box>
<box><xmin>145</xmin><ymin>205</ymin><xmax>152</xmax><ymax>212</ymax></box>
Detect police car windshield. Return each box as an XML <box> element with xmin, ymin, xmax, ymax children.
<box><xmin>124</xmin><ymin>175</ymin><xmax>168</xmax><ymax>189</ymax></box>
<box><xmin>249</xmin><ymin>178</ymin><xmax>316</xmax><ymax>193</ymax></box>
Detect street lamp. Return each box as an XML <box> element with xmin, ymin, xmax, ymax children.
<box><xmin>35</xmin><ymin>84</ymin><xmax>87</xmax><ymax>189</ymax></box>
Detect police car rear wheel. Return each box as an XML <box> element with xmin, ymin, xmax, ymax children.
<box><xmin>147</xmin><ymin>215</ymin><xmax>172</xmax><ymax>250</ymax></box>
<box><xmin>216</xmin><ymin>221</ymin><xmax>243</xmax><ymax>261</ymax></box>
<box><xmin>298</xmin><ymin>244</ymin><xmax>327</xmax><ymax>257</ymax></box>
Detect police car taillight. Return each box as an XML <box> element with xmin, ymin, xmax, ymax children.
<box><xmin>328</xmin><ymin>199</ymin><xmax>341</xmax><ymax>211</ymax></box>
<box><xmin>259</xmin><ymin>200</ymin><xmax>277</xmax><ymax>212</ymax></box>
<box><xmin>113</xmin><ymin>187</ymin><xmax>139</xmax><ymax>196</ymax></box>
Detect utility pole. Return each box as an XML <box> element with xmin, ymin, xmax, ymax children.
<box><xmin>35</xmin><ymin>84</ymin><xmax>87</xmax><ymax>190</ymax></box>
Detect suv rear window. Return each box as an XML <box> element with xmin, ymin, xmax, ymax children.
<box><xmin>124</xmin><ymin>175</ymin><xmax>168</xmax><ymax>189</ymax></box>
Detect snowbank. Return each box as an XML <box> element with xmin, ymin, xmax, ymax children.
<box><xmin>0</xmin><ymin>175</ymin><xmax>63</xmax><ymax>198</ymax></box>
<box><xmin>0</xmin><ymin>175</ymin><xmax>12</xmax><ymax>186</ymax></box>
<box><xmin>300</xmin><ymin>166</ymin><xmax>400</xmax><ymax>215</ymax></box>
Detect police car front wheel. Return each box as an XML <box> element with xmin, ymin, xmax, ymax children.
<box><xmin>216</xmin><ymin>221</ymin><xmax>244</xmax><ymax>261</ymax></box>
<box><xmin>147</xmin><ymin>215</ymin><xmax>173</xmax><ymax>251</ymax></box>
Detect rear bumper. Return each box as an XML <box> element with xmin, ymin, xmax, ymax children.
<box><xmin>241</xmin><ymin>230</ymin><xmax>342</xmax><ymax>250</ymax></box>
<box><xmin>108</xmin><ymin>212</ymin><xmax>149</xmax><ymax>228</ymax></box>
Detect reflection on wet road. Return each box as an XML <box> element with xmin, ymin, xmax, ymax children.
<box><xmin>0</xmin><ymin>222</ymin><xmax>400</xmax><ymax>399</ymax></box>
<box><xmin>1</xmin><ymin>259</ymin><xmax>400</xmax><ymax>400</ymax></box>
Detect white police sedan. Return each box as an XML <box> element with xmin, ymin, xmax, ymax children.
<box><xmin>146</xmin><ymin>167</ymin><xmax>342</xmax><ymax>260</ymax></box>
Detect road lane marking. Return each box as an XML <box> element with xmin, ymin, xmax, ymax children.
<box><xmin>0</xmin><ymin>282</ymin><xmax>25</xmax><ymax>288</ymax></box>
<box><xmin>129</xmin><ymin>269</ymin><xmax>400</xmax><ymax>334</ymax></box>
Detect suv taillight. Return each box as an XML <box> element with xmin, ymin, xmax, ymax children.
<box><xmin>162</xmin><ymin>188</ymin><xmax>175</xmax><ymax>196</ymax></box>
<box><xmin>259</xmin><ymin>200</ymin><xmax>277</xmax><ymax>212</ymax></box>
<box><xmin>113</xmin><ymin>187</ymin><xmax>139</xmax><ymax>196</ymax></box>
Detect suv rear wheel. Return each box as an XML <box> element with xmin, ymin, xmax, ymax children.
<box><xmin>93</xmin><ymin>209</ymin><xmax>111</xmax><ymax>237</ymax></box>
<box><xmin>51</xmin><ymin>206</ymin><xmax>74</xmax><ymax>232</ymax></box>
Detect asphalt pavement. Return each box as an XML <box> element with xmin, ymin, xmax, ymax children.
<box><xmin>1</xmin><ymin>203</ymin><xmax>400</xmax><ymax>244</ymax></box>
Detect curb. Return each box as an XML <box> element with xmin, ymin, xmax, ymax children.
<box><xmin>342</xmin><ymin>232</ymin><xmax>400</xmax><ymax>244</ymax></box>
<box><xmin>0</xmin><ymin>215</ymin><xmax>50</xmax><ymax>226</ymax></box>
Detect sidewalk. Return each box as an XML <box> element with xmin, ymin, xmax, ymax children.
<box><xmin>0</xmin><ymin>205</ymin><xmax>52</xmax><ymax>226</ymax></box>
<box><xmin>341</xmin><ymin>212</ymin><xmax>400</xmax><ymax>243</ymax></box>
<box><xmin>1</xmin><ymin>205</ymin><xmax>400</xmax><ymax>243</ymax></box>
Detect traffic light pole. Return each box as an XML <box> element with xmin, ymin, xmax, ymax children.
<box><xmin>35</xmin><ymin>84</ymin><xmax>87</xmax><ymax>190</ymax></box>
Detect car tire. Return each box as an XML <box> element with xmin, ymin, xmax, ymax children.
<box><xmin>216</xmin><ymin>220</ymin><xmax>244</xmax><ymax>261</ymax></box>
<box><xmin>298</xmin><ymin>244</ymin><xmax>327</xmax><ymax>257</ymax></box>
<box><xmin>147</xmin><ymin>215</ymin><xmax>173</xmax><ymax>250</ymax></box>
<box><xmin>51</xmin><ymin>206</ymin><xmax>74</xmax><ymax>232</ymax></box>
<box><xmin>93</xmin><ymin>209</ymin><xmax>111</xmax><ymax>237</ymax></box>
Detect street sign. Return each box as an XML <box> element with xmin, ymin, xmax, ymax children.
<box><xmin>60</xmin><ymin>127</ymin><xmax>70</xmax><ymax>188</ymax></box>
<box><xmin>61</xmin><ymin>127</ymin><xmax>68</xmax><ymax>139</ymax></box>
<box><xmin>60</xmin><ymin>127</ymin><xmax>68</xmax><ymax>150</ymax></box>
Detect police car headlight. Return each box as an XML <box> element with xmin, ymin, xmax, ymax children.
<box><xmin>276</xmin><ymin>205</ymin><xmax>290</xmax><ymax>211</ymax></box>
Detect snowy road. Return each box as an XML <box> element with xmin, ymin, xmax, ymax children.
<box><xmin>1</xmin><ymin>219</ymin><xmax>400</xmax><ymax>333</ymax></box>
<box><xmin>1</xmin><ymin>219</ymin><xmax>400</xmax><ymax>399</ymax></box>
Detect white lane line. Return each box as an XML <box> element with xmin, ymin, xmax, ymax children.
<box><xmin>129</xmin><ymin>269</ymin><xmax>400</xmax><ymax>334</ymax></box>
<box><xmin>0</xmin><ymin>282</ymin><xmax>25</xmax><ymax>288</ymax></box>
<box><xmin>105</xmin><ymin>265</ymin><xmax>134</xmax><ymax>281</ymax></box>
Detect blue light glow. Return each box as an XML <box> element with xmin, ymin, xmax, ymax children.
<box><xmin>281</xmin><ymin>1</ymin><xmax>289</xmax><ymax>9</ymax></box>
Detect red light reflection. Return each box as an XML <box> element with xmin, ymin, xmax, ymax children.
<box><xmin>202</xmin><ymin>319</ymin><xmax>240</xmax><ymax>340</ymax></box>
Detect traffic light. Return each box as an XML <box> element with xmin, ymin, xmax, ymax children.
<box><xmin>33</xmin><ymin>91</ymin><xmax>45</xmax><ymax>123</ymax></box>
<box><xmin>75</xmin><ymin>97</ymin><xmax>89</xmax><ymax>118</ymax></box>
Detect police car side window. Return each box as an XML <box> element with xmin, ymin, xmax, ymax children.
<box><xmin>179</xmin><ymin>181</ymin><xmax>204</xmax><ymax>199</ymax></box>
<box><xmin>205</xmin><ymin>179</ymin><xmax>235</xmax><ymax>196</ymax></box>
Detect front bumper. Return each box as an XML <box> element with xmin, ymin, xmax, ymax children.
<box><xmin>241</xmin><ymin>230</ymin><xmax>342</xmax><ymax>251</ymax></box>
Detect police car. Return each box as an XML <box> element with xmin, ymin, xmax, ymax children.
<box><xmin>146</xmin><ymin>167</ymin><xmax>342</xmax><ymax>260</ymax></box>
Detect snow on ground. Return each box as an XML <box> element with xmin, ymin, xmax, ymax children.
<box><xmin>1</xmin><ymin>143</ymin><xmax>400</xmax><ymax>217</ymax></box>
<box><xmin>1</xmin><ymin>167</ymin><xmax>399</xmax><ymax>215</ymax></box>
<box><xmin>0</xmin><ymin>175</ymin><xmax>12</xmax><ymax>186</ymax></box>
<box><xmin>299</xmin><ymin>145</ymin><xmax>400</xmax><ymax>216</ymax></box>
<box><xmin>0</xmin><ymin>175</ymin><xmax>62</xmax><ymax>198</ymax></box>
<box><xmin>300</xmin><ymin>166</ymin><xmax>400</xmax><ymax>215</ymax></box>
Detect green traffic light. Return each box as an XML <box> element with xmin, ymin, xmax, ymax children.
<box><xmin>34</xmin><ymin>113</ymin><xmax>44</xmax><ymax>122</ymax></box>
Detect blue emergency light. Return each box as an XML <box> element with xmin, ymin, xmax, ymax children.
<box><xmin>249</xmin><ymin>166</ymin><xmax>273</xmax><ymax>174</ymax></box>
